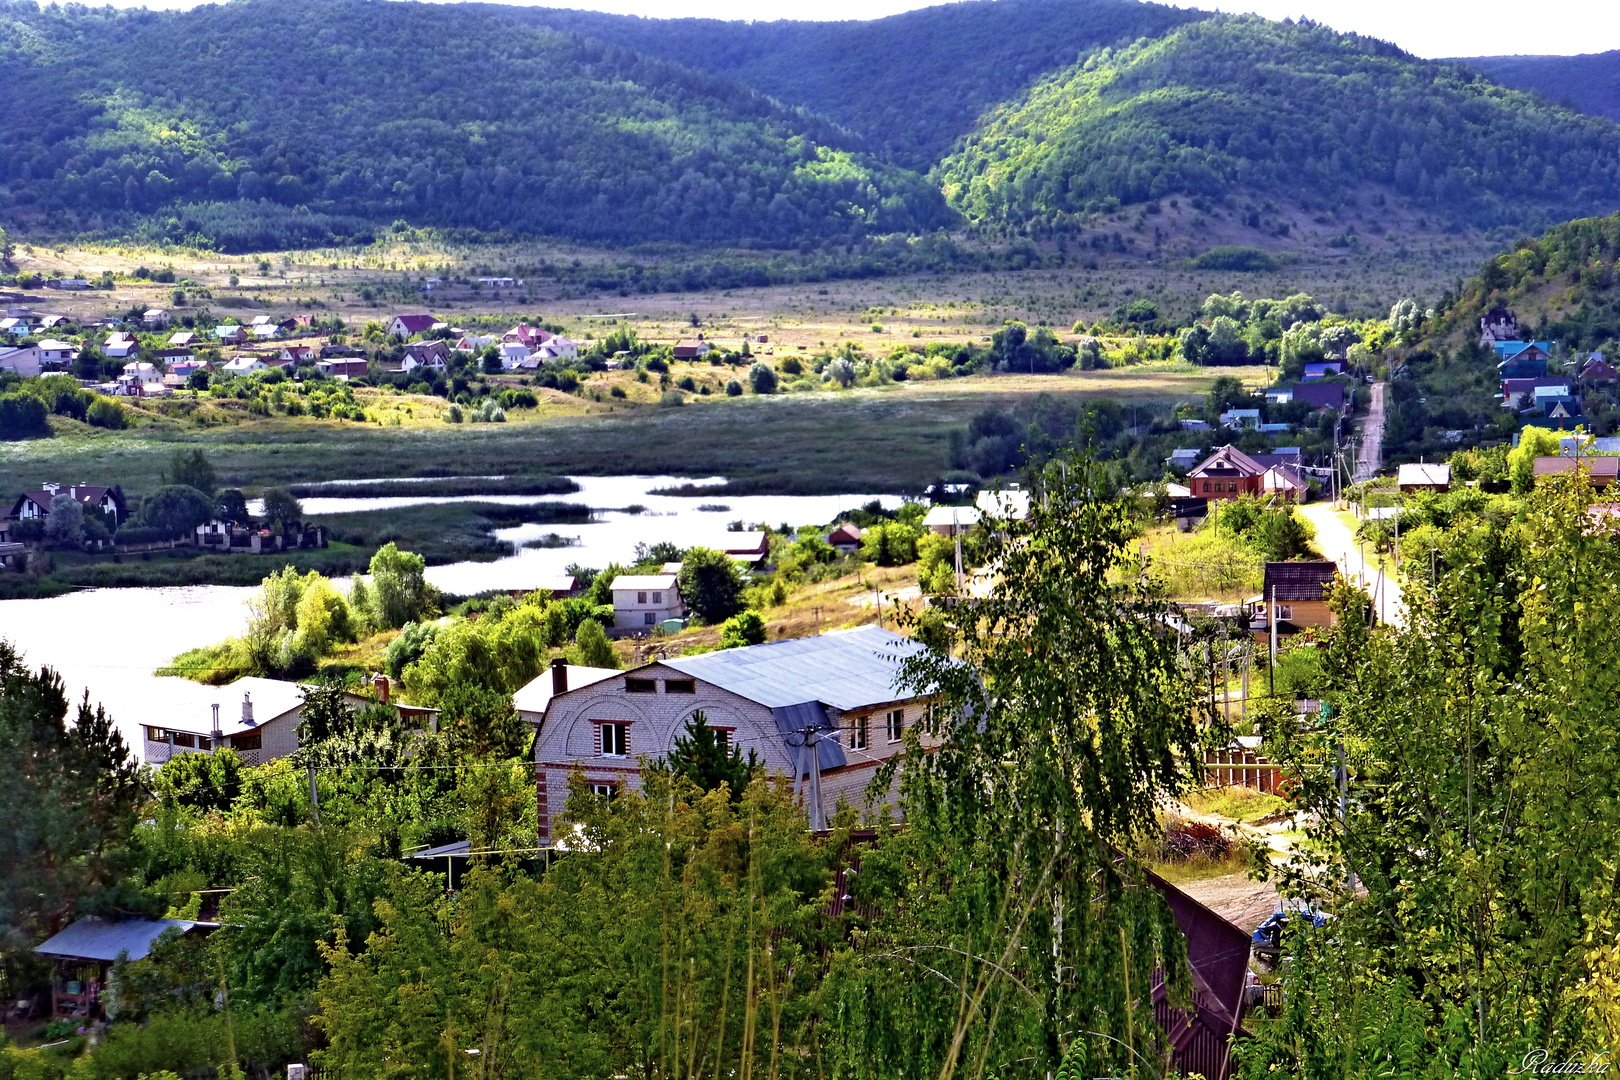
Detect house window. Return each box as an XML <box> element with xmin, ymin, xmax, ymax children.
<box><xmin>232</xmin><ymin>732</ymin><xmax>262</xmax><ymax>751</ymax></box>
<box><xmin>1275</xmin><ymin>603</ymin><xmax>1293</xmax><ymax>621</ymax></box>
<box><xmin>665</xmin><ymin>679</ymin><xmax>695</xmax><ymax>694</ymax></box>
<box><xmin>849</xmin><ymin>715</ymin><xmax>868</xmax><ymax>752</ymax></box>
<box><xmin>637</xmin><ymin>591</ymin><xmax>648</xmax><ymax>604</ymax></box>
<box><xmin>599</xmin><ymin>722</ymin><xmax>630</xmax><ymax>757</ymax></box>
<box><xmin>171</xmin><ymin>732</ymin><xmax>196</xmax><ymax>748</ymax></box>
<box><xmin>886</xmin><ymin>709</ymin><xmax>904</xmax><ymax>743</ymax></box>
<box><xmin>625</xmin><ymin>678</ymin><xmax>656</xmax><ymax>694</ymax></box>
<box><xmin>590</xmin><ymin>782</ymin><xmax>618</xmax><ymax>801</ymax></box>
<box><xmin>714</xmin><ymin>728</ymin><xmax>732</xmax><ymax>752</ymax></box>
<box><xmin>652</xmin><ymin>592</ymin><xmax>663</xmax><ymax>604</ymax></box>
<box><xmin>147</xmin><ymin>726</ymin><xmax>165</xmax><ymax>742</ymax></box>
<box><xmin>644</xmin><ymin>612</ymin><xmax>657</xmax><ymax>626</ymax></box>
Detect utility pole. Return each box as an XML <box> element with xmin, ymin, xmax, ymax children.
<box><xmin>308</xmin><ymin>763</ymin><xmax>320</xmax><ymax>825</ymax></box>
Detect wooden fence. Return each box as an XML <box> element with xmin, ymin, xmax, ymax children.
<box><xmin>1202</xmin><ymin>744</ymin><xmax>1285</xmax><ymax>795</ymax></box>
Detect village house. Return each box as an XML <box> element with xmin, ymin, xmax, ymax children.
<box><xmin>1397</xmin><ymin>462</ymin><xmax>1451</xmax><ymax>493</ymax></box>
<box><xmin>34</xmin><ymin>918</ymin><xmax>218</xmax><ymax>1020</ymax></box>
<box><xmin>1187</xmin><ymin>445</ymin><xmax>1267</xmax><ymax>500</ymax></box>
<box><xmin>212</xmin><ymin>324</ymin><xmax>246</xmax><ymax>345</ymax></box>
<box><xmin>923</xmin><ymin>504</ymin><xmax>982</xmax><ymax>537</ymax></box>
<box><xmin>530</xmin><ymin>626</ymin><xmax>932</xmax><ymax>839</ymax></box>
<box><xmin>399</xmin><ymin>339</ymin><xmax>450</xmax><ymax>372</ymax></box>
<box><xmin>388</xmin><ymin>313</ymin><xmax>439</xmax><ymax>339</ymax></box>
<box><xmin>39</xmin><ymin>314</ymin><xmax>70</xmax><ymax>330</ymax></box>
<box><xmin>1167</xmin><ymin>448</ymin><xmax>1205</xmax><ymax>472</ymax></box>
<box><xmin>0</xmin><ymin>316</ymin><xmax>34</xmax><ymax>337</ymax></box>
<box><xmin>143</xmin><ymin>308</ymin><xmax>170</xmax><ymax>328</ymax></box>
<box><xmin>1580</xmin><ymin>353</ymin><xmax>1617</xmax><ymax>385</ymax></box>
<box><xmin>1534</xmin><ymin>455</ymin><xmax>1619</xmax><ymax>488</ymax></box>
<box><xmin>514</xmin><ymin>662</ymin><xmax>620</xmax><ymax>728</ymax></box>
<box><xmin>1494</xmin><ymin>341</ymin><xmax>1553</xmax><ymax>380</ymax></box>
<box><xmin>169</xmin><ymin>330</ymin><xmax>196</xmax><ymax>347</ymax></box>
<box><xmin>1257</xmin><ymin>561</ymin><xmax>1340</xmax><ymax>638</ymax></box>
<box><xmin>278</xmin><ymin>344</ymin><xmax>315</xmax><ymax>365</ymax></box>
<box><xmin>454</xmin><ymin>333</ymin><xmax>499</xmax><ymax>354</ymax></box>
<box><xmin>9</xmin><ymin>482</ymin><xmax>123</xmax><ymax>525</ymax></box>
<box><xmin>222</xmin><ymin>355</ymin><xmax>266</xmax><ymax>376</ymax></box>
<box><xmin>102</xmin><ymin>332</ymin><xmax>139</xmax><ymax>359</ymax></box>
<box><xmin>826</xmin><ymin>522</ymin><xmax>863</xmax><ymax>554</ymax></box>
<box><xmin>1260</xmin><ymin>464</ymin><xmax>1309</xmax><ymax>502</ymax></box>
<box><xmin>1219</xmin><ymin>408</ymin><xmax>1261</xmax><ymax>430</ymax></box>
<box><xmin>673</xmin><ymin>338</ymin><xmax>712</xmax><ymax>360</ymax></box>
<box><xmin>0</xmin><ymin>345</ymin><xmax>42</xmax><ymax>378</ymax></box>
<box><xmin>504</xmin><ymin>323</ymin><xmax>552</xmax><ymax>350</ymax></box>
<box><xmin>1500</xmin><ymin>376</ymin><xmax>1572</xmax><ymax>410</ymax></box>
<box><xmin>36</xmin><ymin>339</ymin><xmax>77</xmax><ymax>368</ymax></box>
<box><xmin>705</xmin><ymin>530</ymin><xmax>770</xmax><ymax>566</ymax></box>
<box><xmin>1479</xmin><ymin>306</ymin><xmax>1519</xmax><ymax>347</ymax></box>
<box><xmin>975</xmin><ymin>485</ymin><xmax>1032</xmax><ymax>521</ymax></box>
<box><xmin>142</xmin><ymin>675</ymin><xmax>431</xmax><ymax>767</ymax></box>
<box><xmin>535</xmin><ymin>335</ymin><xmax>579</xmax><ymax>360</ymax></box>
<box><xmin>610</xmin><ymin>572</ymin><xmax>684</xmax><ymax>632</ymax></box>
<box><xmin>45</xmin><ymin>278</ymin><xmax>90</xmax><ymax>290</ymax></box>
<box><xmin>316</xmin><ymin>357</ymin><xmax>369</xmax><ymax>379</ymax></box>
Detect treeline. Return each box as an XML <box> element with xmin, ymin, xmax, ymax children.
<box><xmin>1465</xmin><ymin>50</ymin><xmax>1620</xmax><ymax>124</ymax></box>
<box><xmin>938</xmin><ymin>16</ymin><xmax>1620</xmax><ymax>234</ymax></box>
<box><xmin>0</xmin><ymin>0</ymin><xmax>949</xmax><ymax>249</ymax></box>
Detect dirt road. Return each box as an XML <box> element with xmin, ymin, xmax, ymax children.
<box><xmin>1354</xmin><ymin>381</ymin><xmax>1387</xmax><ymax>483</ymax></box>
<box><xmin>1299</xmin><ymin>502</ymin><xmax>1404</xmax><ymax>627</ymax></box>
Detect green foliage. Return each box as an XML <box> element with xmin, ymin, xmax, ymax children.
<box><xmin>859</xmin><ymin>520</ymin><xmax>921</xmax><ymax>565</ymax></box>
<box><xmin>747</xmin><ymin>361</ymin><xmax>777</xmax><ymax>394</ymax></box>
<box><xmin>718</xmin><ymin>609</ymin><xmax>767</xmax><ymax>648</ymax></box>
<box><xmin>676</xmin><ymin>546</ymin><xmax>747</xmax><ymax>624</ymax></box>
<box><xmin>0</xmin><ymin>641</ymin><xmax>143</xmax><ymax>963</ymax></box>
<box><xmin>1508</xmin><ymin>424</ymin><xmax>1563</xmax><ymax>493</ymax></box>
<box><xmin>0</xmin><ymin>0</ymin><xmax>948</xmax><ymax>249</ymax></box>
<box><xmin>260</xmin><ymin>488</ymin><xmax>302</xmax><ymax>531</ymax></box>
<box><xmin>1249</xmin><ymin>481</ymin><xmax>1620</xmax><ymax>1074</ymax></box>
<box><xmin>164</xmin><ymin>449</ymin><xmax>216</xmax><ymax>496</ymax></box>
<box><xmin>938</xmin><ymin>16</ymin><xmax>1620</xmax><ymax>234</ymax></box>
<box><xmin>362</xmin><ymin>542</ymin><xmax>432</xmax><ymax>631</ymax></box>
<box><xmin>571</xmin><ymin>617</ymin><xmax>617</xmax><ymax>668</ymax></box>
<box><xmin>86</xmin><ymin>397</ymin><xmax>129</xmax><ymax>429</ymax></box>
<box><xmin>134</xmin><ymin>484</ymin><xmax>214</xmax><ymax>538</ymax></box>
<box><xmin>151</xmin><ymin>748</ymin><xmax>244</xmax><ymax>814</ymax></box>
<box><xmin>1468</xmin><ymin>51</ymin><xmax>1620</xmax><ymax>125</ymax></box>
<box><xmin>0</xmin><ymin>391</ymin><xmax>49</xmax><ymax>439</ymax></box>
<box><xmin>402</xmin><ymin>598</ymin><xmax>547</xmax><ymax>705</ymax></box>
<box><xmin>652</xmin><ymin>710</ymin><xmax>759</xmax><ymax>799</ymax></box>
<box><xmin>830</xmin><ymin>453</ymin><xmax>1207</xmax><ymax>1078</ymax></box>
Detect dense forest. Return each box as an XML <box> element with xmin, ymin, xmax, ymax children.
<box><xmin>2</xmin><ymin>0</ymin><xmax>1619</xmax><ymax>251</ymax></box>
<box><xmin>0</xmin><ymin>0</ymin><xmax>949</xmax><ymax>250</ymax></box>
<box><xmin>517</xmin><ymin>0</ymin><xmax>1202</xmax><ymax>169</ymax></box>
<box><xmin>936</xmin><ymin>16</ymin><xmax>1620</xmax><ymax>234</ymax></box>
<box><xmin>1462</xmin><ymin>50</ymin><xmax>1620</xmax><ymax>123</ymax></box>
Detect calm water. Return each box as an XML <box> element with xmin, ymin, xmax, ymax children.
<box><xmin>0</xmin><ymin>476</ymin><xmax>901</xmax><ymax>757</ymax></box>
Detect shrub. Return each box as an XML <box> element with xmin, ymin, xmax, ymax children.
<box><xmin>0</xmin><ymin>392</ymin><xmax>50</xmax><ymax>438</ymax></box>
<box><xmin>748</xmin><ymin>363</ymin><xmax>777</xmax><ymax>394</ymax></box>
<box><xmin>725</xmin><ymin>379</ymin><xmax>743</xmax><ymax>397</ymax></box>
<box><xmin>1154</xmin><ymin>817</ymin><xmax>1233</xmax><ymax>861</ymax></box>
<box><xmin>86</xmin><ymin>397</ymin><xmax>129</xmax><ymax>429</ymax></box>
<box><xmin>719</xmin><ymin>609</ymin><xmax>767</xmax><ymax>648</ymax></box>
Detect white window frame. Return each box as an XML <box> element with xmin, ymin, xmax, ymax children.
<box><xmin>590</xmin><ymin>781</ymin><xmax>618</xmax><ymax>800</ymax></box>
<box><xmin>1275</xmin><ymin>603</ymin><xmax>1293</xmax><ymax>621</ymax></box>
<box><xmin>885</xmin><ymin>709</ymin><xmax>904</xmax><ymax>743</ymax></box>
<box><xmin>600</xmin><ymin>722</ymin><xmax>630</xmax><ymax>757</ymax></box>
<box><xmin>849</xmin><ymin>715</ymin><xmax>868</xmax><ymax>752</ymax></box>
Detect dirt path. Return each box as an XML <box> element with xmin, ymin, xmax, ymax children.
<box><xmin>1353</xmin><ymin>380</ymin><xmax>1387</xmax><ymax>483</ymax></box>
<box><xmin>1298</xmin><ymin>502</ymin><xmax>1405</xmax><ymax>627</ymax></box>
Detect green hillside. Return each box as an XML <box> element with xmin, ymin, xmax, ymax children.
<box><xmin>1434</xmin><ymin>211</ymin><xmax>1620</xmax><ymax>349</ymax></box>
<box><xmin>515</xmin><ymin>0</ymin><xmax>1202</xmax><ymax>169</ymax></box>
<box><xmin>936</xmin><ymin>16</ymin><xmax>1620</xmax><ymax>234</ymax></box>
<box><xmin>1461</xmin><ymin>51</ymin><xmax>1620</xmax><ymax>123</ymax></box>
<box><xmin>0</xmin><ymin>0</ymin><xmax>950</xmax><ymax>250</ymax></box>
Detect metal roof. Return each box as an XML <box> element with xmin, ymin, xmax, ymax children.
<box><xmin>661</xmin><ymin>625</ymin><xmax>927</xmax><ymax>712</ymax></box>
<box><xmin>611</xmin><ymin>574</ymin><xmax>678</xmax><ymax>591</ymax></box>
<box><xmin>153</xmin><ymin>676</ymin><xmax>308</xmax><ymax>737</ymax></box>
<box><xmin>514</xmin><ymin>665</ymin><xmax>620</xmax><ymax>717</ymax></box>
<box><xmin>35</xmin><ymin>918</ymin><xmax>213</xmax><ymax>963</ymax></box>
<box><xmin>1396</xmin><ymin>463</ymin><xmax>1451</xmax><ymax>487</ymax></box>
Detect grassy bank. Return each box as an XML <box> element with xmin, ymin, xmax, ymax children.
<box><xmin>0</xmin><ymin>501</ymin><xmax>594</xmax><ymax>599</ymax></box>
<box><xmin>286</xmin><ymin>475</ymin><xmax>580</xmax><ymax>498</ymax></box>
<box><xmin>1</xmin><ymin>365</ymin><xmax>1262</xmax><ymax>496</ymax></box>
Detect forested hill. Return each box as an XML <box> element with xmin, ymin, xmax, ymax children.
<box><xmin>513</xmin><ymin>0</ymin><xmax>1202</xmax><ymax>170</ymax></box>
<box><xmin>935</xmin><ymin>16</ymin><xmax>1620</xmax><ymax>235</ymax></box>
<box><xmin>0</xmin><ymin>0</ymin><xmax>950</xmax><ymax>250</ymax></box>
<box><xmin>1459</xmin><ymin>51</ymin><xmax>1620</xmax><ymax>123</ymax></box>
<box><xmin>3</xmin><ymin>0</ymin><xmax>1620</xmax><ymax>253</ymax></box>
<box><xmin>1429</xmin><ymin>212</ymin><xmax>1620</xmax><ymax>350</ymax></box>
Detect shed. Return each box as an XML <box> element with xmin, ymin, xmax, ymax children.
<box><xmin>1396</xmin><ymin>463</ymin><xmax>1451</xmax><ymax>492</ymax></box>
<box><xmin>35</xmin><ymin>918</ymin><xmax>216</xmax><ymax>1018</ymax></box>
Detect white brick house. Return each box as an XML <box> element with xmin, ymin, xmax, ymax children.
<box><xmin>530</xmin><ymin>626</ymin><xmax>933</xmax><ymax>840</ymax></box>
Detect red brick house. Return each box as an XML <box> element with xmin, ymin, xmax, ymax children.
<box><xmin>1187</xmin><ymin>445</ymin><xmax>1267</xmax><ymax>500</ymax></box>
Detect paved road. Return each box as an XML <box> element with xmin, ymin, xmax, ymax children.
<box><xmin>1353</xmin><ymin>381</ymin><xmax>1387</xmax><ymax>483</ymax></box>
<box><xmin>1299</xmin><ymin>502</ymin><xmax>1404</xmax><ymax>627</ymax></box>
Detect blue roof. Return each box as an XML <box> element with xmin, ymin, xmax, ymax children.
<box><xmin>662</xmin><ymin>625</ymin><xmax>926</xmax><ymax>712</ymax></box>
<box><xmin>35</xmin><ymin>918</ymin><xmax>213</xmax><ymax>963</ymax></box>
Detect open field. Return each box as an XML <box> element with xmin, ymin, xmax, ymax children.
<box><xmin>5</xmin><ymin>226</ymin><xmax>1491</xmax><ymax>356</ymax></box>
<box><xmin>1</xmin><ymin>365</ymin><xmax>1270</xmax><ymax>495</ymax></box>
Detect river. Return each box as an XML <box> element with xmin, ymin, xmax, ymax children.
<box><xmin>0</xmin><ymin>476</ymin><xmax>902</xmax><ymax>759</ymax></box>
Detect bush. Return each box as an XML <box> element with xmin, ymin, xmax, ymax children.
<box><xmin>1154</xmin><ymin>817</ymin><xmax>1233</xmax><ymax>861</ymax></box>
<box><xmin>725</xmin><ymin>379</ymin><xmax>743</xmax><ymax>397</ymax></box>
<box><xmin>86</xmin><ymin>397</ymin><xmax>129</xmax><ymax>429</ymax></box>
<box><xmin>0</xmin><ymin>391</ymin><xmax>50</xmax><ymax>438</ymax></box>
<box><xmin>748</xmin><ymin>362</ymin><xmax>777</xmax><ymax>394</ymax></box>
<box><xmin>719</xmin><ymin>609</ymin><xmax>767</xmax><ymax>648</ymax></box>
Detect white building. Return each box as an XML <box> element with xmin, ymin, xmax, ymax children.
<box><xmin>610</xmin><ymin>572</ymin><xmax>684</xmax><ymax>632</ymax></box>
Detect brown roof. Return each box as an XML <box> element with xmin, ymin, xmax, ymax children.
<box><xmin>1534</xmin><ymin>456</ymin><xmax>1620</xmax><ymax>484</ymax></box>
<box><xmin>827</xmin><ymin>523</ymin><xmax>862</xmax><ymax>544</ymax></box>
<box><xmin>1188</xmin><ymin>445</ymin><xmax>1266</xmax><ymax>479</ymax></box>
<box><xmin>13</xmin><ymin>484</ymin><xmax>114</xmax><ymax>515</ymax></box>
<box><xmin>1263</xmin><ymin>561</ymin><xmax>1339</xmax><ymax>602</ymax></box>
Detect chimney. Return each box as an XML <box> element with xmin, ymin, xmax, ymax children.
<box><xmin>42</xmin><ymin>482</ymin><xmax>59</xmax><ymax>496</ymax></box>
<box><xmin>211</xmin><ymin>703</ymin><xmax>221</xmax><ymax>741</ymax></box>
<box><xmin>372</xmin><ymin>673</ymin><xmax>390</xmax><ymax>704</ymax></box>
<box><xmin>242</xmin><ymin>691</ymin><xmax>253</xmax><ymax>726</ymax></box>
<box><xmin>551</xmin><ymin>657</ymin><xmax>569</xmax><ymax>697</ymax></box>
